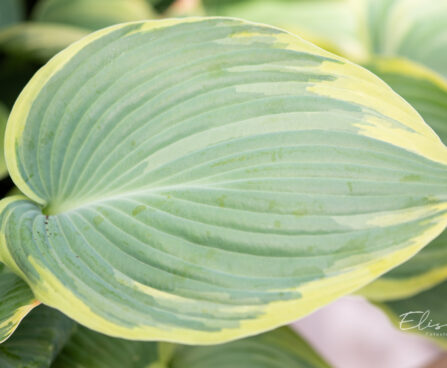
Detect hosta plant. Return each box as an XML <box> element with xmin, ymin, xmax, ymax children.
<box><xmin>0</xmin><ymin>0</ymin><xmax>446</xmax><ymax>367</ymax></box>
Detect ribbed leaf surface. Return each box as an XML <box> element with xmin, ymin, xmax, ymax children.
<box><xmin>1</xmin><ymin>18</ymin><xmax>446</xmax><ymax>343</ymax></box>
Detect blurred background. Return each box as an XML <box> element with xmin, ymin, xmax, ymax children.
<box><xmin>0</xmin><ymin>0</ymin><xmax>446</xmax><ymax>367</ymax></box>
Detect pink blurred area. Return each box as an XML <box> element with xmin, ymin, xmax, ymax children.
<box><xmin>292</xmin><ymin>296</ymin><xmax>443</xmax><ymax>368</ymax></box>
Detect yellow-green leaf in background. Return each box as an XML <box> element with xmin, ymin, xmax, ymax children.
<box><xmin>170</xmin><ymin>327</ymin><xmax>330</xmax><ymax>368</ymax></box>
<box><xmin>1</xmin><ymin>17</ymin><xmax>447</xmax><ymax>344</ymax></box>
<box><xmin>0</xmin><ymin>22</ymin><xmax>89</xmax><ymax>64</ymax></box>
<box><xmin>33</xmin><ymin>0</ymin><xmax>155</xmax><ymax>31</ymax></box>
<box><xmin>361</xmin><ymin>0</ymin><xmax>447</xmax><ymax>79</ymax></box>
<box><xmin>0</xmin><ymin>306</ymin><xmax>75</xmax><ymax>367</ymax></box>
<box><xmin>360</xmin><ymin>58</ymin><xmax>447</xmax><ymax>300</ymax></box>
<box><xmin>375</xmin><ymin>279</ymin><xmax>447</xmax><ymax>349</ymax></box>
<box><xmin>0</xmin><ymin>263</ymin><xmax>38</xmax><ymax>344</ymax></box>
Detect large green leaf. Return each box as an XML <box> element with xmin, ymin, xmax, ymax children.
<box><xmin>203</xmin><ymin>0</ymin><xmax>363</xmax><ymax>59</ymax></box>
<box><xmin>52</xmin><ymin>326</ymin><xmax>164</xmax><ymax>368</ymax></box>
<box><xmin>0</xmin><ymin>23</ymin><xmax>90</xmax><ymax>62</ymax></box>
<box><xmin>0</xmin><ymin>263</ymin><xmax>37</xmax><ymax>343</ymax></box>
<box><xmin>33</xmin><ymin>0</ymin><xmax>155</xmax><ymax>31</ymax></box>
<box><xmin>359</xmin><ymin>57</ymin><xmax>447</xmax><ymax>300</ymax></box>
<box><xmin>376</xmin><ymin>279</ymin><xmax>447</xmax><ymax>349</ymax></box>
<box><xmin>1</xmin><ymin>18</ymin><xmax>447</xmax><ymax>344</ymax></box>
<box><xmin>171</xmin><ymin>327</ymin><xmax>330</xmax><ymax>368</ymax></box>
<box><xmin>0</xmin><ymin>306</ymin><xmax>74</xmax><ymax>367</ymax></box>
<box><xmin>361</xmin><ymin>0</ymin><xmax>447</xmax><ymax>79</ymax></box>
<box><xmin>0</xmin><ymin>0</ymin><xmax>24</xmax><ymax>29</ymax></box>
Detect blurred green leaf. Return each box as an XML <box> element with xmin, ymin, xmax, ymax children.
<box><xmin>0</xmin><ymin>103</ymin><xmax>8</xmax><ymax>179</ymax></box>
<box><xmin>33</xmin><ymin>0</ymin><xmax>155</xmax><ymax>31</ymax></box>
<box><xmin>52</xmin><ymin>326</ymin><xmax>164</xmax><ymax>368</ymax></box>
<box><xmin>0</xmin><ymin>0</ymin><xmax>24</xmax><ymax>29</ymax></box>
<box><xmin>171</xmin><ymin>327</ymin><xmax>330</xmax><ymax>368</ymax></box>
<box><xmin>361</xmin><ymin>0</ymin><xmax>447</xmax><ymax>79</ymax></box>
<box><xmin>0</xmin><ymin>22</ymin><xmax>89</xmax><ymax>62</ymax></box>
<box><xmin>375</xmin><ymin>279</ymin><xmax>447</xmax><ymax>349</ymax></box>
<box><xmin>0</xmin><ymin>306</ymin><xmax>75</xmax><ymax>367</ymax></box>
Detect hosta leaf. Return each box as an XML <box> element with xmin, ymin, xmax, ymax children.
<box><xmin>361</xmin><ymin>0</ymin><xmax>447</xmax><ymax>79</ymax></box>
<box><xmin>33</xmin><ymin>0</ymin><xmax>155</xmax><ymax>31</ymax></box>
<box><xmin>0</xmin><ymin>103</ymin><xmax>8</xmax><ymax>179</ymax></box>
<box><xmin>203</xmin><ymin>0</ymin><xmax>363</xmax><ymax>59</ymax></box>
<box><xmin>1</xmin><ymin>18</ymin><xmax>447</xmax><ymax>344</ymax></box>
<box><xmin>52</xmin><ymin>326</ymin><xmax>164</xmax><ymax>368</ymax></box>
<box><xmin>0</xmin><ymin>263</ymin><xmax>37</xmax><ymax>343</ymax></box>
<box><xmin>0</xmin><ymin>0</ymin><xmax>24</xmax><ymax>29</ymax></box>
<box><xmin>0</xmin><ymin>306</ymin><xmax>74</xmax><ymax>367</ymax></box>
<box><xmin>359</xmin><ymin>0</ymin><xmax>400</xmax><ymax>56</ymax></box>
<box><xmin>0</xmin><ymin>23</ymin><xmax>90</xmax><ymax>62</ymax></box>
<box><xmin>360</xmin><ymin>58</ymin><xmax>447</xmax><ymax>300</ymax></box>
<box><xmin>375</xmin><ymin>280</ymin><xmax>447</xmax><ymax>349</ymax></box>
<box><xmin>170</xmin><ymin>327</ymin><xmax>330</xmax><ymax>368</ymax></box>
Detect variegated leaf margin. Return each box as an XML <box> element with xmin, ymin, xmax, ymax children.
<box><xmin>0</xmin><ymin>263</ymin><xmax>38</xmax><ymax>343</ymax></box>
<box><xmin>1</xmin><ymin>17</ymin><xmax>446</xmax><ymax>343</ymax></box>
<box><xmin>360</xmin><ymin>57</ymin><xmax>447</xmax><ymax>300</ymax></box>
